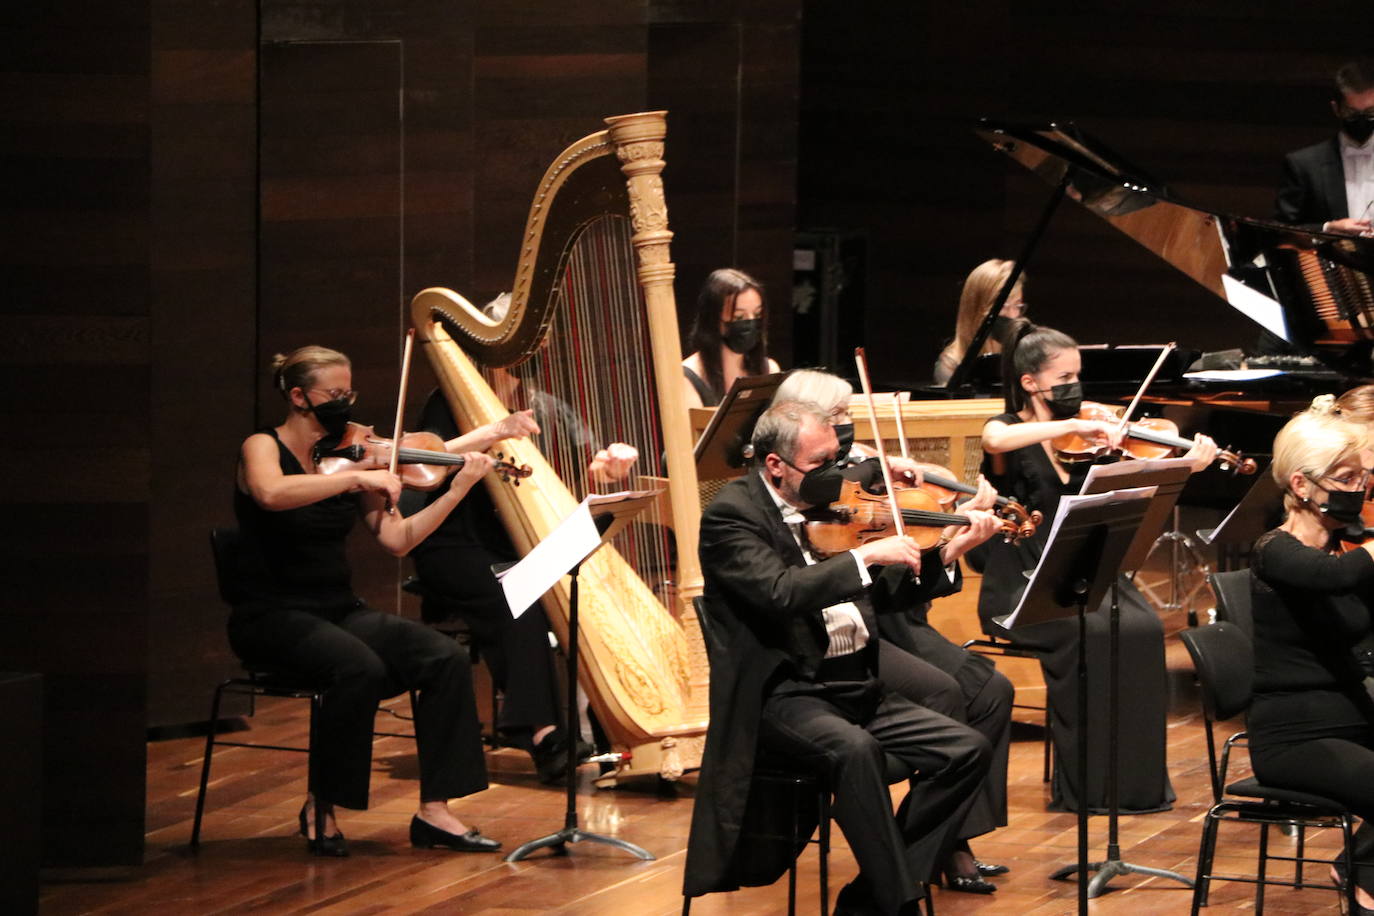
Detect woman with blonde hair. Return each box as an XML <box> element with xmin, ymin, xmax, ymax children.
<box><xmin>1249</xmin><ymin>399</ymin><xmax>1374</xmax><ymax>911</ymax></box>
<box><xmin>933</xmin><ymin>259</ymin><xmax>1027</xmax><ymax>386</ymax></box>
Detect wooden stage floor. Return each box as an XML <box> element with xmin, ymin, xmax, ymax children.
<box><xmin>42</xmin><ymin>683</ymin><xmax>1348</xmax><ymax>914</ymax></box>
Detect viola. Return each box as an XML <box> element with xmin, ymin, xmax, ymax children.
<box><xmin>314</xmin><ymin>422</ymin><xmax>532</xmax><ymax>489</ymax></box>
<box><xmin>1050</xmin><ymin>401</ymin><xmax>1257</xmax><ymax>475</ymax></box>
<box><xmin>803</xmin><ymin>479</ymin><xmax>1029</xmax><ymax>557</ymax></box>
<box><xmin>902</xmin><ymin>463</ymin><xmax>1042</xmax><ymax>541</ymax></box>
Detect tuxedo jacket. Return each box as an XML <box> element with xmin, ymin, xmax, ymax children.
<box><xmin>1275</xmin><ymin>137</ymin><xmax>1348</xmax><ymax>230</ymax></box>
<box><xmin>683</xmin><ymin>471</ymin><xmax>954</xmax><ymax>896</ymax></box>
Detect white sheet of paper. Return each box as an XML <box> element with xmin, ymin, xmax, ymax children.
<box><xmin>498</xmin><ymin>497</ymin><xmax>600</xmax><ymax>620</ymax></box>
<box><xmin>1184</xmin><ymin>368</ymin><xmax>1285</xmax><ymax>382</ymax></box>
<box><xmin>1002</xmin><ymin>486</ymin><xmax>1157</xmax><ymax>629</ymax></box>
<box><xmin>1081</xmin><ymin>455</ymin><xmax>1194</xmax><ymax>493</ymax></box>
<box><xmin>1222</xmin><ymin>273</ymin><xmax>1290</xmax><ymax>342</ymax></box>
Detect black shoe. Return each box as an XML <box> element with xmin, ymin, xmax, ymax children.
<box><xmin>298</xmin><ymin>802</ymin><xmax>349</xmax><ymax>857</ymax></box>
<box><xmin>409</xmin><ymin>815</ymin><xmax>501</xmax><ymax>852</ymax></box>
<box><xmin>530</xmin><ymin>728</ymin><xmax>593</xmax><ymax>785</ymax></box>
<box><xmin>938</xmin><ymin>868</ymin><xmax>997</xmax><ymax>894</ymax></box>
<box><xmin>975</xmin><ymin>859</ymin><xmax>1010</xmax><ymax>877</ymax></box>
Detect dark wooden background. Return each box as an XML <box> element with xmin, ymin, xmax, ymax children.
<box><xmin>3</xmin><ymin>0</ymin><xmax>1371</xmax><ymax>869</ymax></box>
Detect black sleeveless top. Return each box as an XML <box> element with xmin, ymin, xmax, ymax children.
<box><xmin>683</xmin><ymin>365</ymin><xmax>722</xmax><ymax>407</ymax></box>
<box><xmin>232</xmin><ymin>428</ymin><xmax>359</xmax><ymax>613</ymax></box>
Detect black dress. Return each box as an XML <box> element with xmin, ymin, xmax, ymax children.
<box><xmin>977</xmin><ymin>412</ymin><xmax>1175</xmax><ymax>813</ymax></box>
<box><xmin>409</xmin><ymin>390</ymin><xmax>561</xmax><ymax>736</ymax></box>
<box><xmin>1249</xmin><ymin>529</ymin><xmax>1374</xmax><ymax>894</ymax></box>
<box><xmin>227</xmin><ymin>428</ymin><xmax>488</xmax><ymax>810</ymax></box>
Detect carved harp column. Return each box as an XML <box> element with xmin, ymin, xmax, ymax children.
<box><xmin>410</xmin><ymin>112</ymin><xmax>707</xmax><ymax>784</ymax></box>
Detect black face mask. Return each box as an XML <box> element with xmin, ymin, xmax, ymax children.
<box><xmin>1037</xmin><ymin>381</ymin><xmax>1083</xmax><ymax>420</ymax></box>
<box><xmin>1340</xmin><ymin>113</ymin><xmax>1374</xmax><ymax>144</ymax></box>
<box><xmin>723</xmin><ymin>318</ymin><xmax>763</xmax><ymax>354</ymax></box>
<box><xmin>833</xmin><ymin>423</ymin><xmax>856</xmax><ymax>463</ymax></box>
<box><xmin>305</xmin><ymin>392</ymin><xmax>353</xmax><ymax>440</ymax></box>
<box><xmin>1309</xmin><ymin>479</ymin><xmax>1367</xmax><ymax>526</ymax></box>
<box><xmin>990</xmin><ymin>314</ymin><xmax>1015</xmax><ymax>341</ymax></box>
<box><xmin>781</xmin><ymin>456</ymin><xmax>844</xmax><ymax>507</ymax></box>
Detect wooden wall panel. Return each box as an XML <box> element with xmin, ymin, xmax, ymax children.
<box><xmin>0</xmin><ymin>1</ymin><xmax>152</xmax><ymax>865</ymax></box>
<box><xmin>147</xmin><ymin>0</ymin><xmax>258</xmax><ymax>730</ymax></box>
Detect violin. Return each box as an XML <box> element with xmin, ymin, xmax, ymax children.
<box><xmin>902</xmin><ymin>463</ymin><xmax>1042</xmax><ymax>541</ymax></box>
<box><xmin>804</xmin><ymin>479</ymin><xmax>1030</xmax><ymax>557</ymax></box>
<box><xmin>314</xmin><ymin>422</ymin><xmax>532</xmax><ymax>489</ymax></box>
<box><xmin>1050</xmin><ymin>401</ymin><xmax>1257</xmax><ymax>475</ymax></box>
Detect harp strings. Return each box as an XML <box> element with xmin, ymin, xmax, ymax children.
<box><xmin>484</xmin><ymin>216</ymin><xmax>676</xmax><ymax>598</ymax></box>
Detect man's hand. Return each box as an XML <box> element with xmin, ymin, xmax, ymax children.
<box><xmin>854</xmin><ymin>534</ymin><xmax>922</xmax><ymax>575</ymax></box>
<box><xmin>1324</xmin><ymin>217</ymin><xmax>1373</xmax><ymax>237</ymax></box>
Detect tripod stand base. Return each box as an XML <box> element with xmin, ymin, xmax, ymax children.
<box><xmin>1050</xmin><ymin>857</ymin><xmax>1193</xmax><ymax>898</ymax></box>
<box><xmin>504</xmin><ymin>826</ymin><xmax>655</xmax><ymax>863</ymax></box>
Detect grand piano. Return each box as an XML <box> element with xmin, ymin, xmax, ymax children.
<box><xmin>943</xmin><ymin>120</ymin><xmax>1374</xmax><ymax>489</ymax></box>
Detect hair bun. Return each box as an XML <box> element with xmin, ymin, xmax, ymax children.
<box><xmin>1309</xmin><ymin>393</ymin><xmax>1337</xmax><ymax>415</ymax></box>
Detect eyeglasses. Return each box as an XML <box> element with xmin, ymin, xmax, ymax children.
<box><xmin>1308</xmin><ymin>468</ymin><xmax>1373</xmax><ymax>492</ymax></box>
<box><xmin>309</xmin><ymin>387</ymin><xmax>358</xmax><ymax>405</ymax></box>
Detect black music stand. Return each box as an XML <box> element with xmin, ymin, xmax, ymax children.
<box><xmin>1198</xmin><ymin>471</ymin><xmax>1282</xmax><ymax>550</ymax></box>
<box><xmin>1047</xmin><ymin>461</ymin><xmax>1196</xmax><ymax>899</ymax></box>
<box><xmin>1002</xmin><ymin>488</ymin><xmax>1152</xmax><ymax>914</ymax></box>
<box><xmin>499</xmin><ymin>490</ymin><xmax>662</xmax><ymax>863</ymax></box>
<box><xmin>693</xmin><ymin>371</ymin><xmax>786</xmax><ymax>480</ymax></box>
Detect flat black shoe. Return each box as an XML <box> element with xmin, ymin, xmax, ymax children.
<box><xmin>975</xmin><ymin>859</ymin><xmax>1010</xmax><ymax>877</ymax></box>
<box><xmin>409</xmin><ymin>815</ymin><xmax>501</xmax><ymax>852</ymax></box>
<box><xmin>298</xmin><ymin>802</ymin><xmax>349</xmax><ymax>857</ymax></box>
<box><xmin>939</xmin><ymin>870</ymin><xmax>997</xmax><ymax>894</ymax></box>
<box><xmin>530</xmin><ymin>727</ymin><xmax>592</xmax><ymax>785</ymax></box>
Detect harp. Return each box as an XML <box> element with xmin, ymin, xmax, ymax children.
<box><xmin>410</xmin><ymin>112</ymin><xmax>708</xmax><ymax>784</ymax></box>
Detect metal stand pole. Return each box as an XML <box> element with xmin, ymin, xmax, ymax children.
<box><xmin>505</xmin><ymin>563</ymin><xmax>654</xmax><ymax>862</ymax></box>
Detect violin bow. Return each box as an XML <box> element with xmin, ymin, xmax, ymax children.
<box><xmin>890</xmin><ymin>392</ymin><xmax>911</xmax><ymax>460</ymax></box>
<box><xmin>854</xmin><ymin>348</ymin><xmax>906</xmax><ymax>539</ymax></box>
<box><xmin>1115</xmin><ymin>341</ymin><xmax>1176</xmax><ymax>436</ymax></box>
<box><xmin>386</xmin><ymin>328</ymin><xmax>417</xmax><ymax>513</ymax></box>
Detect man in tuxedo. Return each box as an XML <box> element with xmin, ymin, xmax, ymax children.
<box><xmin>683</xmin><ymin>400</ymin><xmax>994</xmax><ymax>916</ymax></box>
<box><xmin>1275</xmin><ymin>57</ymin><xmax>1374</xmax><ymax>237</ymax></box>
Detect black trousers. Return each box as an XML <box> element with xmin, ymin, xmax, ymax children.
<box><xmin>413</xmin><ymin>544</ymin><xmax>561</xmax><ymax>735</ymax></box>
<box><xmin>227</xmin><ymin>602</ymin><xmax>488</xmax><ymax>810</ymax></box>
<box><xmin>759</xmin><ymin>676</ymin><xmax>990</xmax><ymax>916</ymax></box>
<box><xmin>877</xmin><ymin>636</ymin><xmax>1013</xmax><ymax>839</ymax></box>
<box><xmin>1251</xmin><ymin>689</ymin><xmax>1374</xmax><ymax>894</ymax></box>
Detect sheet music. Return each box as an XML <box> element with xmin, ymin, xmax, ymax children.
<box><xmin>1002</xmin><ymin>486</ymin><xmax>1157</xmax><ymax>629</ymax></box>
<box><xmin>496</xmin><ymin>490</ymin><xmax>657</xmax><ymax>619</ymax></box>
<box><xmin>1081</xmin><ymin>456</ymin><xmax>1193</xmax><ymax>494</ymax></box>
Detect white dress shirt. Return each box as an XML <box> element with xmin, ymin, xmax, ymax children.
<box><xmin>1339</xmin><ymin>130</ymin><xmax>1374</xmax><ymax>224</ymax></box>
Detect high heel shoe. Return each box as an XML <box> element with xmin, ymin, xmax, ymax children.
<box><xmin>298</xmin><ymin>802</ymin><xmax>349</xmax><ymax>857</ymax></box>
<box><xmin>409</xmin><ymin>815</ymin><xmax>501</xmax><ymax>852</ymax></box>
<box><xmin>937</xmin><ymin>867</ymin><xmax>997</xmax><ymax>895</ymax></box>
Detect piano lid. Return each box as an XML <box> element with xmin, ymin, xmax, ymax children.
<box><xmin>977</xmin><ymin>120</ymin><xmax>1374</xmax><ymax>379</ymax></box>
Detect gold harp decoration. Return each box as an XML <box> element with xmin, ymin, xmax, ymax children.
<box><xmin>410</xmin><ymin>112</ymin><xmax>707</xmax><ymax>783</ymax></box>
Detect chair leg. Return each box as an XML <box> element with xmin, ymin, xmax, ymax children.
<box><xmin>310</xmin><ymin>692</ymin><xmax>325</xmax><ymax>844</ymax></box>
<box><xmin>1192</xmin><ymin>809</ymin><xmax>1221</xmax><ymax>913</ymax></box>
<box><xmin>1294</xmin><ymin>822</ymin><xmax>1305</xmax><ymax>888</ymax></box>
<box><xmin>191</xmin><ymin>681</ymin><xmax>229</xmax><ymax>850</ymax></box>
<box><xmin>681</xmin><ymin>895</ymin><xmax>692</xmax><ymax>915</ymax></box>
<box><xmin>1256</xmin><ymin>821</ymin><xmax>1269</xmax><ymax>913</ymax></box>
<box><xmin>819</xmin><ymin>788</ymin><xmax>830</xmax><ymax>916</ymax></box>
<box><xmin>1343</xmin><ymin>815</ymin><xmax>1358</xmax><ymax>916</ymax></box>
<box><xmin>1042</xmin><ymin>698</ymin><xmax>1053</xmax><ymax>783</ymax></box>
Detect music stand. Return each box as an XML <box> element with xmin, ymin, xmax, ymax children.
<box><xmin>1198</xmin><ymin>471</ymin><xmax>1281</xmax><ymax>550</ymax></box>
<box><xmin>1003</xmin><ymin>487</ymin><xmax>1152</xmax><ymax>914</ymax></box>
<box><xmin>498</xmin><ymin>490</ymin><xmax>662</xmax><ymax>863</ymax></box>
<box><xmin>1047</xmin><ymin>459</ymin><xmax>1196</xmax><ymax>898</ymax></box>
<box><xmin>693</xmin><ymin>372</ymin><xmax>786</xmax><ymax>480</ymax></box>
